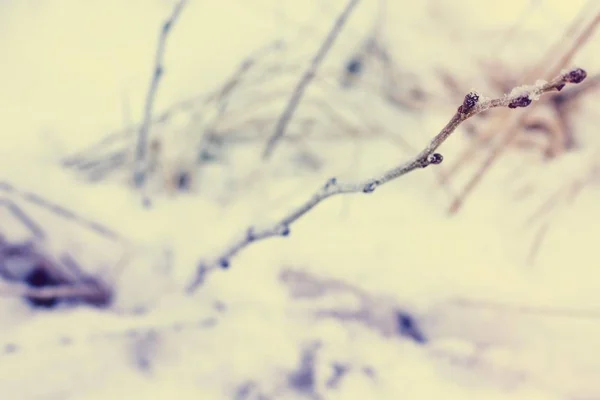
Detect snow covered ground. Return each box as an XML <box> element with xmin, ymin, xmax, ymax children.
<box><xmin>1</xmin><ymin>0</ymin><xmax>600</xmax><ymax>399</ymax></box>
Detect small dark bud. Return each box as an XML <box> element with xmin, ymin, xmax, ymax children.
<box><xmin>564</xmin><ymin>68</ymin><xmax>587</xmax><ymax>84</ymax></box>
<box><xmin>396</xmin><ymin>311</ymin><xmax>427</xmax><ymax>344</ymax></box>
<box><xmin>460</xmin><ymin>92</ymin><xmax>479</xmax><ymax>112</ymax></box>
<box><xmin>363</xmin><ymin>181</ymin><xmax>379</xmax><ymax>193</ymax></box>
<box><xmin>163</xmin><ymin>21</ymin><xmax>172</xmax><ymax>33</ymax></box>
<box><xmin>155</xmin><ymin>66</ymin><xmax>164</xmax><ymax>78</ymax></box>
<box><xmin>508</xmin><ymin>95</ymin><xmax>532</xmax><ymax>109</ymax></box>
<box><xmin>191</xmin><ymin>263</ymin><xmax>207</xmax><ymax>287</ymax></box>
<box><xmin>345</xmin><ymin>58</ymin><xmax>363</xmax><ymax>75</ymax></box>
<box><xmin>555</xmin><ymin>83</ymin><xmax>566</xmax><ymax>91</ymax></box>
<box><xmin>219</xmin><ymin>258</ymin><xmax>230</xmax><ymax>269</ymax></box>
<box><xmin>280</xmin><ymin>225</ymin><xmax>290</xmax><ymax>236</ymax></box>
<box><xmin>324</xmin><ymin>177</ymin><xmax>337</xmax><ymax>190</ymax></box>
<box><xmin>246</xmin><ymin>227</ymin><xmax>256</xmax><ymax>242</ymax></box>
<box><xmin>427</xmin><ymin>153</ymin><xmax>443</xmax><ymax>165</ymax></box>
<box><xmin>176</xmin><ymin>171</ymin><xmax>191</xmax><ymax>191</ymax></box>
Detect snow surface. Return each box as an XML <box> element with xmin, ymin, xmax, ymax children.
<box><xmin>1</xmin><ymin>0</ymin><xmax>599</xmax><ymax>399</ymax></box>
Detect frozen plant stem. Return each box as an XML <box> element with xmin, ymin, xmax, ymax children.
<box><xmin>0</xmin><ymin>182</ymin><xmax>121</xmax><ymax>240</ymax></box>
<box><xmin>186</xmin><ymin>68</ymin><xmax>587</xmax><ymax>293</ymax></box>
<box><xmin>262</xmin><ymin>0</ymin><xmax>362</xmax><ymax>159</ymax></box>
<box><xmin>133</xmin><ymin>0</ymin><xmax>188</xmax><ymax>193</ymax></box>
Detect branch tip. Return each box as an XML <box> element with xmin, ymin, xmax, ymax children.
<box><xmin>564</xmin><ymin>68</ymin><xmax>587</xmax><ymax>84</ymax></box>
<box><xmin>324</xmin><ymin>177</ymin><xmax>338</xmax><ymax>190</ymax></box>
<box><xmin>363</xmin><ymin>181</ymin><xmax>379</xmax><ymax>193</ymax></box>
<box><xmin>459</xmin><ymin>92</ymin><xmax>479</xmax><ymax>113</ymax></box>
<box><xmin>427</xmin><ymin>153</ymin><xmax>444</xmax><ymax>165</ymax></box>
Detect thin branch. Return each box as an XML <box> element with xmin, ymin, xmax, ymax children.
<box><xmin>445</xmin><ymin>11</ymin><xmax>599</xmax><ymax>213</ymax></box>
<box><xmin>0</xmin><ymin>182</ymin><xmax>121</xmax><ymax>241</ymax></box>
<box><xmin>0</xmin><ymin>281</ymin><xmax>111</xmax><ymax>306</ymax></box>
<box><xmin>186</xmin><ymin>68</ymin><xmax>588</xmax><ymax>292</ymax></box>
<box><xmin>0</xmin><ymin>198</ymin><xmax>45</xmax><ymax>239</ymax></box>
<box><xmin>262</xmin><ymin>0</ymin><xmax>361</xmax><ymax>159</ymax></box>
<box><xmin>440</xmin><ymin>9</ymin><xmax>599</xmax><ymax>185</ymax></box>
<box><xmin>553</xmin><ymin>71</ymin><xmax>600</xmax><ymax>104</ymax></box>
<box><xmin>133</xmin><ymin>0</ymin><xmax>188</xmax><ymax>193</ymax></box>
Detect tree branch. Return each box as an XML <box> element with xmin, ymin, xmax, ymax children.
<box><xmin>262</xmin><ymin>0</ymin><xmax>361</xmax><ymax>160</ymax></box>
<box><xmin>186</xmin><ymin>68</ymin><xmax>587</xmax><ymax>293</ymax></box>
<box><xmin>133</xmin><ymin>0</ymin><xmax>188</xmax><ymax>195</ymax></box>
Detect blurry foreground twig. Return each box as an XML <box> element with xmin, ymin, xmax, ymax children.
<box><xmin>262</xmin><ymin>0</ymin><xmax>362</xmax><ymax>159</ymax></box>
<box><xmin>133</xmin><ymin>0</ymin><xmax>188</xmax><ymax>200</ymax></box>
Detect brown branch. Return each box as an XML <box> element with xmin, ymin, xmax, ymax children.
<box><xmin>440</xmin><ymin>9</ymin><xmax>599</xmax><ymax>186</ymax></box>
<box><xmin>186</xmin><ymin>68</ymin><xmax>587</xmax><ymax>292</ymax></box>
<box><xmin>446</xmin><ymin>11</ymin><xmax>599</xmax><ymax>213</ymax></box>
<box><xmin>262</xmin><ymin>0</ymin><xmax>362</xmax><ymax>159</ymax></box>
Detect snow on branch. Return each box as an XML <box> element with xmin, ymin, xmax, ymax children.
<box><xmin>186</xmin><ymin>67</ymin><xmax>588</xmax><ymax>293</ymax></box>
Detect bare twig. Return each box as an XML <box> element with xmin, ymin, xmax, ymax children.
<box><xmin>133</xmin><ymin>0</ymin><xmax>188</xmax><ymax>193</ymax></box>
<box><xmin>186</xmin><ymin>68</ymin><xmax>587</xmax><ymax>292</ymax></box>
<box><xmin>262</xmin><ymin>0</ymin><xmax>362</xmax><ymax>159</ymax></box>
<box><xmin>0</xmin><ymin>181</ymin><xmax>121</xmax><ymax>240</ymax></box>
<box><xmin>446</xmin><ymin>11</ymin><xmax>599</xmax><ymax>213</ymax></box>
<box><xmin>0</xmin><ymin>198</ymin><xmax>45</xmax><ymax>239</ymax></box>
<box><xmin>440</xmin><ymin>8</ymin><xmax>599</xmax><ymax>184</ymax></box>
<box><xmin>0</xmin><ymin>281</ymin><xmax>111</xmax><ymax>306</ymax></box>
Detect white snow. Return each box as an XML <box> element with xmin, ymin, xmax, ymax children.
<box><xmin>1</xmin><ymin>0</ymin><xmax>599</xmax><ymax>399</ymax></box>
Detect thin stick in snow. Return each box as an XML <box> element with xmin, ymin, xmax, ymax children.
<box><xmin>133</xmin><ymin>0</ymin><xmax>188</xmax><ymax>197</ymax></box>
<box><xmin>186</xmin><ymin>68</ymin><xmax>588</xmax><ymax>292</ymax></box>
<box><xmin>262</xmin><ymin>0</ymin><xmax>361</xmax><ymax>160</ymax></box>
<box><xmin>0</xmin><ymin>182</ymin><xmax>121</xmax><ymax>241</ymax></box>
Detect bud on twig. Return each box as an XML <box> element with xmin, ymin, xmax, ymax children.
<box><xmin>564</xmin><ymin>68</ymin><xmax>587</xmax><ymax>84</ymax></box>
<box><xmin>427</xmin><ymin>153</ymin><xmax>444</xmax><ymax>165</ymax></box>
<box><xmin>458</xmin><ymin>92</ymin><xmax>479</xmax><ymax>113</ymax></box>
<box><xmin>508</xmin><ymin>95</ymin><xmax>532</xmax><ymax>109</ymax></box>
